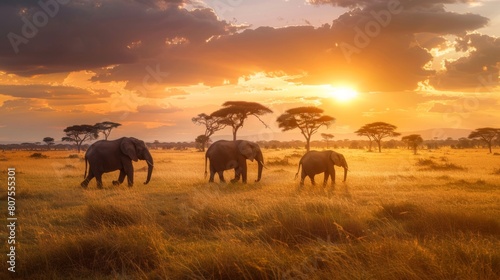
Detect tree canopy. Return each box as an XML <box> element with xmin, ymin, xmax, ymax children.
<box><xmin>95</xmin><ymin>121</ymin><xmax>121</xmax><ymax>140</ymax></box>
<box><xmin>402</xmin><ymin>134</ymin><xmax>423</xmax><ymax>155</ymax></box>
<box><xmin>192</xmin><ymin>113</ymin><xmax>227</xmax><ymax>150</ymax></box>
<box><xmin>356</xmin><ymin>122</ymin><xmax>400</xmax><ymax>152</ymax></box>
<box><xmin>276</xmin><ymin>107</ymin><xmax>335</xmax><ymax>151</ymax></box>
<box><xmin>321</xmin><ymin>133</ymin><xmax>335</xmax><ymax>149</ymax></box>
<box><xmin>211</xmin><ymin>101</ymin><xmax>273</xmax><ymax>141</ymax></box>
<box><xmin>62</xmin><ymin>125</ymin><xmax>99</xmax><ymax>153</ymax></box>
<box><xmin>468</xmin><ymin>127</ymin><xmax>500</xmax><ymax>153</ymax></box>
<box><xmin>42</xmin><ymin>137</ymin><xmax>54</xmax><ymax>150</ymax></box>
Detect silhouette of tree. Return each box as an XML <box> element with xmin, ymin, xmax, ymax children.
<box><xmin>95</xmin><ymin>121</ymin><xmax>121</xmax><ymax>140</ymax></box>
<box><xmin>195</xmin><ymin>135</ymin><xmax>211</xmax><ymax>152</ymax></box>
<box><xmin>355</xmin><ymin>126</ymin><xmax>374</xmax><ymax>151</ymax></box>
<box><xmin>321</xmin><ymin>133</ymin><xmax>335</xmax><ymax>149</ymax></box>
<box><xmin>62</xmin><ymin>125</ymin><xmax>99</xmax><ymax>153</ymax></box>
<box><xmin>468</xmin><ymin>127</ymin><xmax>500</xmax><ymax>153</ymax></box>
<box><xmin>211</xmin><ymin>101</ymin><xmax>273</xmax><ymax>141</ymax></box>
<box><xmin>276</xmin><ymin>107</ymin><xmax>335</xmax><ymax>151</ymax></box>
<box><xmin>42</xmin><ymin>137</ymin><xmax>54</xmax><ymax>150</ymax></box>
<box><xmin>192</xmin><ymin>113</ymin><xmax>227</xmax><ymax>150</ymax></box>
<box><xmin>402</xmin><ymin>134</ymin><xmax>423</xmax><ymax>155</ymax></box>
<box><xmin>356</xmin><ymin>122</ymin><xmax>400</xmax><ymax>153</ymax></box>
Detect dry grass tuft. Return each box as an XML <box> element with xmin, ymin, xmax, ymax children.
<box><xmin>416</xmin><ymin>158</ymin><xmax>466</xmax><ymax>171</ymax></box>
<box><xmin>260</xmin><ymin>201</ymin><xmax>367</xmax><ymax>245</ymax></box>
<box><xmin>85</xmin><ymin>204</ymin><xmax>140</xmax><ymax>227</ymax></box>
<box><xmin>22</xmin><ymin>226</ymin><xmax>166</xmax><ymax>278</ymax></box>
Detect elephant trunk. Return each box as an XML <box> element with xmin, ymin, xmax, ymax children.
<box><xmin>256</xmin><ymin>160</ymin><xmax>263</xmax><ymax>182</ymax></box>
<box><xmin>255</xmin><ymin>151</ymin><xmax>264</xmax><ymax>182</ymax></box>
<box><xmin>144</xmin><ymin>150</ymin><xmax>154</xmax><ymax>185</ymax></box>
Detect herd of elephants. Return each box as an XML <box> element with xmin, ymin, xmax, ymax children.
<box><xmin>80</xmin><ymin>137</ymin><xmax>349</xmax><ymax>189</ymax></box>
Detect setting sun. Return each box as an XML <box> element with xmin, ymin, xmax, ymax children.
<box><xmin>330</xmin><ymin>87</ymin><xmax>358</xmax><ymax>102</ymax></box>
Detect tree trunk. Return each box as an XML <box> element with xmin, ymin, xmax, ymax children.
<box><xmin>377</xmin><ymin>140</ymin><xmax>382</xmax><ymax>153</ymax></box>
<box><xmin>306</xmin><ymin>137</ymin><xmax>311</xmax><ymax>152</ymax></box>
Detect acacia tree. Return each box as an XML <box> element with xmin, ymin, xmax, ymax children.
<box><xmin>42</xmin><ymin>137</ymin><xmax>55</xmax><ymax>150</ymax></box>
<box><xmin>192</xmin><ymin>113</ymin><xmax>227</xmax><ymax>151</ymax></box>
<box><xmin>62</xmin><ymin>125</ymin><xmax>99</xmax><ymax>153</ymax></box>
<box><xmin>402</xmin><ymin>134</ymin><xmax>423</xmax><ymax>155</ymax></box>
<box><xmin>355</xmin><ymin>126</ymin><xmax>374</xmax><ymax>151</ymax></box>
<box><xmin>95</xmin><ymin>121</ymin><xmax>121</xmax><ymax>140</ymax></box>
<box><xmin>195</xmin><ymin>135</ymin><xmax>211</xmax><ymax>151</ymax></box>
<box><xmin>321</xmin><ymin>133</ymin><xmax>335</xmax><ymax>149</ymax></box>
<box><xmin>276</xmin><ymin>107</ymin><xmax>335</xmax><ymax>151</ymax></box>
<box><xmin>468</xmin><ymin>127</ymin><xmax>500</xmax><ymax>153</ymax></box>
<box><xmin>356</xmin><ymin>122</ymin><xmax>400</xmax><ymax>153</ymax></box>
<box><xmin>211</xmin><ymin>101</ymin><xmax>273</xmax><ymax>141</ymax></box>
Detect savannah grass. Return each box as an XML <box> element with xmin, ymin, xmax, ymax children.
<box><xmin>0</xmin><ymin>148</ymin><xmax>499</xmax><ymax>279</ymax></box>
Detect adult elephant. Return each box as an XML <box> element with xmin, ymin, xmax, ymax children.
<box><xmin>81</xmin><ymin>137</ymin><xmax>154</xmax><ymax>189</ymax></box>
<box><xmin>205</xmin><ymin>140</ymin><xmax>264</xmax><ymax>183</ymax></box>
<box><xmin>295</xmin><ymin>150</ymin><xmax>348</xmax><ymax>187</ymax></box>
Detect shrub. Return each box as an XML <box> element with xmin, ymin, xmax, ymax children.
<box><xmin>416</xmin><ymin>158</ymin><xmax>465</xmax><ymax>171</ymax></box>
<box><xmin>68</xmin><ymin>154</ymin><xmax>79</xmax><ymax>158</ymax></box>
<box><xmin>30</xmin><ymin>152</ymin><xmax>47</xmax><ymax>159</ymax></box>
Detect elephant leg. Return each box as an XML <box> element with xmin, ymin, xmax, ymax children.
<box><xmin>323</xmin><ymin>172</ymin><xmax>329</xmax><ymax>187</ymax></box>
<box><xmin>300</xmin><ymin>170</ymin><xmax>306</xmax><ymax>187</ymax></box>
<box><xmin>95</xmin><ymin>174</ymin><xmax>103</xmax><ymax>189</ymax></box>
<box><xmin>218</xmin><ymin>171</ymin><xmax>225</xmax><ymax>183</ymax></box>
<box><xmin>241</xmin><ymin>163</ymin><xmax>248</xmax><ymax>184</ymax></box>
<box><xmin>209</xmin><ymin>164</ymin><xmax>216</xmax><ymax>183</ymax></box>
<box><xmin>113</xmin><ymin>170</ymin><xmax>126</xmax><ymax>186</ymax></box>
<box><xmin>309</xmin><ymin>175</ymin><xmax>316</xmax><ymax>186</ymax></box>
<box><xmin>126</xmin><ymin>172</ymin><xmax>134</xmax><ymax>187</ymax></box>
<box><xmin>231</xmin><ymin>168</ymin><xmax>241</xmax><ymax>183</ymax></box>
<box><xmin>124</xmin><ymin>161</ymin><xmax>134</xmax><ymax>187</ymax></box>
<box><xmin>81</xmin><ymin>172</ymin><xmax>94</xmax><ymax>188</ymax></box>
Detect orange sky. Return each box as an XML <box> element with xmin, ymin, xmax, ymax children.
<box><xmin>0</xmin><ymin>0</ymin><xmax>499</xmax><ymax>143</ymax></box>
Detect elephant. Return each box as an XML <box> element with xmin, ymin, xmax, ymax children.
<box><xmin>295</xmin><ymin>150</ymin><xmax>348</xmax><ymax>187</ymax></box>
<box><xmin>205</xmin><ymin>140</ymin><xmax>264</xmax><ymax>183</ymax></box>
<box><xmin>81</xmin><ymin>137</ymin><xmax>154</xmax><ymax>189</ymax></box>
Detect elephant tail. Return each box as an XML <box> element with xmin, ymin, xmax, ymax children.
<box><xmin>295</xmin><ymin>160</ymin><xmax>302</xmax><ymax>180</ymax></box>
<box><xmin>83</xmin><ymin>157</ymin><xmax>88</xmax><ymax>179</ymax></box>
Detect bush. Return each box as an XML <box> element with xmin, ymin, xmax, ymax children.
<box><xmin>30</xmin><ymin>152</ymin><xmax>47</xmax><ymax>159</ymax></box>
<box><xmin>68</xmin><ymin>154</ymin><xmax>79</xmax><ymax>159</ymax></box>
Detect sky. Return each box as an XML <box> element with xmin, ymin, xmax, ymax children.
<box><xmin>0</xmin><ymin>0</ymin><xmax>499</xmax><ymax>143</ymax></box>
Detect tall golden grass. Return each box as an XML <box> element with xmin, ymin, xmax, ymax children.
<box><xmin>0</xmin><ymin>148</ymin><xmax>499</xmax><ymax>279</ymax></box>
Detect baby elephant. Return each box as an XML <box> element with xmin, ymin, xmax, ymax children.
<box><xmin>295</xmin><ymin>150</ymin><xmax>348</xmax><ymax>187</ymax></box>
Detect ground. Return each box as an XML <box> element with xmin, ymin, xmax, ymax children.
<box><xmin>0</xmin><ymin>148</ymin><xmax>499</xmax><ymax>279</ymax></box>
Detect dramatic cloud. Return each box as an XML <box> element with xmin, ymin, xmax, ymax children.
<box><xmin>0</xmin><ymin>0</ymin><xmax>236</xmax><ymax>76</ymax></box>
<box><xmin>431</xmin><ymin>34</ymin><xmax>500</xmax><ymax>90</ymax></box>
<box><xmin>0</xmin><ymin>0</ymin><xmax>492</xmax><ymax>93</ymax></box>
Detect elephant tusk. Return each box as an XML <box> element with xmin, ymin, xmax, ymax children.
<box><xmin>146</xmin><ymin>160</ymin><xmax>154</xmax><ymax>167</ymax></box>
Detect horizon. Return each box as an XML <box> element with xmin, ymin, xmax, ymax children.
<box><xmin>1</xmin><ymin>0</ymin><xmax>499</xmax><ymax>143</ymax></box>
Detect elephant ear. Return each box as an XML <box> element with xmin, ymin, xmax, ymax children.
<box><xmin>238</xmin><ymin>141</ymin><xmax>256</xmax><ymax>161</ymax></box>
<box><xmin>330</xmin><ymin>151</ymin><xmax>344</xmax><ymax>167</ymax></box>
<box><xmin>120</xmin><ymin>138</ymin><xmax>139</xmax><ymax>162</ymax></box>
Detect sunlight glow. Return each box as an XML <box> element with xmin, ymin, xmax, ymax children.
<box><xmin>330</xmin><ymin>86</ymin><xmax>358</xmax><ymax>102</ymax></box>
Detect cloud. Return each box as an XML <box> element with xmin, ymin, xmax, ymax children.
<box><xmin>0</xmin><ymin>0</ymin><xmax>494</xmax><ymax>94</ymax></box>
<box><xmin>0</xmin><ymin>0</ymin><xmax>236</xmax><ymax>76</ymax></box>
<box><xmin>431</xmin><ymin>34</ymin><xmax>500</xmax><ymax>90</ymax></box>
<box><xmin>0</xmin><ymin>84</ymin><xmax>110</xmax><ymax>106</ymax></box>
<box><xmin>136</xmin><ymin>104</ymin><xmax>182</xmax><ymax>114</ymax></box>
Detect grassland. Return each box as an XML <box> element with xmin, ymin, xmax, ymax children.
<box><xmin>1</xmin><ymin>147</ymin><xmax>499</xmax><ymax>279</ymax></box>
